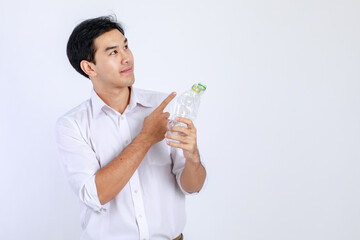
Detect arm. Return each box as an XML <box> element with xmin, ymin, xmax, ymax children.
<box><xmin>179</xmin><ymin>149</ymin><xmax>206</xmax><ymax>193</ymax></box>
<box><xmin>96</xmin><ymin>92</ymin><xmax>176</xmax><ymax>205</ymax></box>
<box><xmin>165</xmin><ymin>117</ymin><xmax>206</xmax><ymax>193</ymax></box>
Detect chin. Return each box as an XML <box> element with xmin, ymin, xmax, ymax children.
<box><xmin>117</xmin><ymin>75</ymin><xmax>134</xmax><ymax>84</ymax></box>
<box><xmin>128</xmin><ymin>76</ymin><xmax>135</xmax><ymax>85</ymax></box>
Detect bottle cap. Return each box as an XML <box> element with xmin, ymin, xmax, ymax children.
<box><xmin>197</xmin><ymin>83</ymin><xmax>207</xmax><ymax>91</ymax></box>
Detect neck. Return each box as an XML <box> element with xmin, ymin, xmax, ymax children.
<box><xmin>94</xmin><ymin>86</ymin><xmax>131</xmax><ymax>114</ymax></box>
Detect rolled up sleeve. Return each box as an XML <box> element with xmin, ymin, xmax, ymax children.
<box><xmin>55</xmin><ymin>117</ymin><xmax>107</xmax><ymax>212</ymax></box>
<box><xmin>171</xmin><ymin>147</ymin><xmax>208</xmax><ymax>196</ymax></box>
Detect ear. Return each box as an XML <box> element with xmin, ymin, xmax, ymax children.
<box><xmin>80</xmin><ymin>60</ymin><xmax>97</xmax><ymax>78</ymax></box>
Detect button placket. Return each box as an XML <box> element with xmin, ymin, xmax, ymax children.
<box><xmin>123</xmin><ymin>114</ymin><xmax>149</xmax><ymax>239</ymax></box>
<box><xmin>129</xmin><ymin>171</ymin><xmax>149</xmax><ymax>240</ymax></box>
<box><xmin>120</xmin><ymin>115</ymin><xmax>132</xmax><ymax>146</ymax></box>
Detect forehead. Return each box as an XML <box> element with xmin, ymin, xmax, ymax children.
<box><xmin>93</xmin><ymin>29</ymin><xmax>125</xmax><ymax>51</ymax></box>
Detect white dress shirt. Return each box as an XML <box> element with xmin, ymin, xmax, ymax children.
<box><xmin>55</xmin><ymin>87</ymin><xmax>206</xmax><ymax>240</ymax></box>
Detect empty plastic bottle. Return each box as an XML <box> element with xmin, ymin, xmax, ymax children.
<box><xmin>168</xmin><ymin>83</ymin><xmax>207</xmax><ymax>129</ymax></box>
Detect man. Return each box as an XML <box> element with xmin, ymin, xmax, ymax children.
<box><xmin>55</xmin><ymin>16</ymin><xmax>207</xmax><ymax>240</ymax></box>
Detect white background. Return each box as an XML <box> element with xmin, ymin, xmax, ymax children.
<box><xmin>1</xmin><ymin>0</ymin><xmax>359</xmax><ymax>239</ymax></box>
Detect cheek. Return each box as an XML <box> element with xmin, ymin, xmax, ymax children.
<box><xmin>99</xmin><ymin>60</ymin><xmax>119</xmax><ymax>74</ymax></box>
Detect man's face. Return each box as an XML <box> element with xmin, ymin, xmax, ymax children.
<box><xmin>91</xmin><ymin>29</ymin><xmax>134</xmax><ymax>90</ymax></box>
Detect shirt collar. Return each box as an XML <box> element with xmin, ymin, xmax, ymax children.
<box><xmin>91</xmin><ymin>87</ymin><xmax>154</xmax><ymax>118</ymax></box>
<box><xmin>129</xmin><ymin>87</ymin><xmax>154</xmax><ymax>109</ymax></box>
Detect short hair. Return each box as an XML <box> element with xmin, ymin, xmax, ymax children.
<box><xmin>66</xmin><ymin>16</ymin><xmax>125</xmax><ymax>78</ymax></box>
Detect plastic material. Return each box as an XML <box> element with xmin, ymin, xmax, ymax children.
<box><xmin>168</xmin><ymin>83</ymin><xmax>207</xmax><ymax>129</ymax></box>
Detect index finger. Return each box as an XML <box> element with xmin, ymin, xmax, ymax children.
<box><xmin>156</xmin><ymin>92</ymin><xmax>176</xmax><ymax>112</ymax></box>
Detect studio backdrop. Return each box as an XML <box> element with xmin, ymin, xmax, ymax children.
<box><xmin>0</xmin><ymin>0</ymin><xmax>359</xmax><ymax>239</ymax></box>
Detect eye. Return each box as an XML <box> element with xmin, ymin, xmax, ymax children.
<box><xmin>110</xmin><ymin>50</ymin><xmax>118</xmax><ymax>55</ymax></box>
<box><xmin>123</xmin><ymin>44</ymin><xmax>128</xmax><ymax>50</ymax></box>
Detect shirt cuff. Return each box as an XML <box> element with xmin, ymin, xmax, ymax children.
<box><xmin>176</xmin><ymin>158</ymin><xmax>208</xmax><ymax>196</ymax></box>
<box><xmin>81</xmin><ymin>174</ymin><xmax>108</xmax><ymax>212</ymax></box>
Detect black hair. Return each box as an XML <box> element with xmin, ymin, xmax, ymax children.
<box><xmin>66</xmin><ymin>16</ymin><xmax>125</xmax><ymax>79</ymax></box>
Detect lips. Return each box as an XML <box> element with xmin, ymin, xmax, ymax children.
<box><xmin>120</xmin><ymin>67</ymin><xmax>133</xmax><ymax>73</ymax></box>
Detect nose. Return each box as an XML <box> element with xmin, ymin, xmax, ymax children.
<box><xmin>120</xmin><ymin>50</ymin><xmax>130</xmax><ymax>65</ymax></box>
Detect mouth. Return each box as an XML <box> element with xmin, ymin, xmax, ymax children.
<box><xmin>120</xmin><ymin>67</ymin><xmax>133</xmax><ymax>74</ymax></box>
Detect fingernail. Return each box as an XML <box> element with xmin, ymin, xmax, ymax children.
<box><xmin>172</xmin><ymin>92</ymin><xmax>176</xmax><ymax>96</ymax></box>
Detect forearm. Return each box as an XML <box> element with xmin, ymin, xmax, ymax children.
<box><xmin>180</xmin><ymin>154</ymin><xmax>206</xmax><ymax>193</ymax></box>
<box><xmin>95</xmin><ymin>92</ymin><xmax>175</xmax><ymax>205</ymax></box>
<box><xmin>95</xmin><ymin>132</ymin><xmax>152</xmax><ymax>205</ymax></box>
<box><xmin>165</xmin><ymin>117</ymin><xmax>206</xmax><ymax>193</ymax></box>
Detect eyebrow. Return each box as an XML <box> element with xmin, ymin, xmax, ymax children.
<box><xmin>104</xmin><ymin>38</ymin><xmax>128</xmax><ymax>52</ymax></box>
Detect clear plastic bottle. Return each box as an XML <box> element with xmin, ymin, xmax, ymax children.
<box><xmin>168</xmin><ymin>83</ymin><xmax>207</xmax><ymax>129</ymax></box>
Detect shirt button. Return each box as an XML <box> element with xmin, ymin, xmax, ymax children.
<box><xmin>120</xmin><ymin>116</ymin><xmax>124</xmax><ymax>120</ymax></box>
<box><xmin>134</xmin><ymin>190</ymin><xmax>138</xmax><ymax>194</ymax></box>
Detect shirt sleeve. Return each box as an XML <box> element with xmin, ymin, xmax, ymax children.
<box><xmin>166</xmin><ymin>97</ymin><xmax>208</xmax><ymax>196</ymax></box>
<box><xmin>55</xmin><ymin>117</ymin><xmax>107</xmax><ymax>212</ymax></box>
<box><xmin>171</xmin><ymin>146</ymin><xmax>208</xmax><ymax>196</ymax></box>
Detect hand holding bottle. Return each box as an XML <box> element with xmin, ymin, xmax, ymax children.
<box><xmin>165</xmin><ymin>117</ymin><xmax>200</xmax><ymax>163</ymax></box>
<box><xmin>165</xmin><ymin>83</ymin><xmax>206</xmax><ymax>162</ymax></box>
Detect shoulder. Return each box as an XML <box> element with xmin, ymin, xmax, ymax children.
<box><xmin>55</xmin><ymin>99</ymin><xmax>92</xmax><ymax>130</ymax></box>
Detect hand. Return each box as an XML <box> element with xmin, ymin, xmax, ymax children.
<box><xmin>165</xmin><ymin>117</ymin><xmax>200</xmax><ymax>163</ymax></box>
<box><xmin>141</xmin><ymin>92</ymin><xmax>176</xmax><ymax>145</ymax></box>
